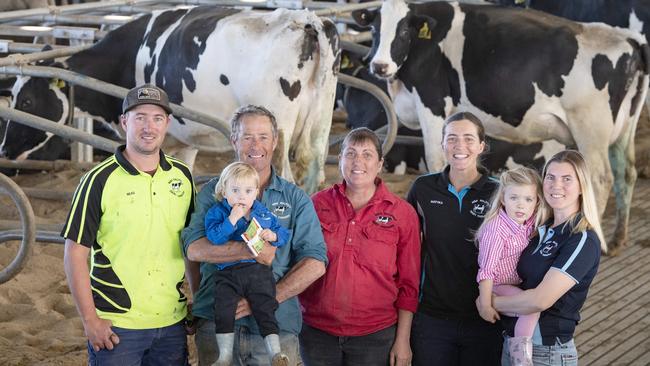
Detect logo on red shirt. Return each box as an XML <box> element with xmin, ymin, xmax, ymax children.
<box><xmin>375</xmin><ymin>214</ymin><xmax>395</xmax><ymax>226</ymax></box>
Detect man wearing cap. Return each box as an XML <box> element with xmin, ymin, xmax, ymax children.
<box><xmin>62</xmin><ymin>84</ymin><xmax>194</xmax><ymax>365</ymax></box>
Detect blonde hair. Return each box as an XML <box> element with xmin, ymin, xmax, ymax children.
<box><xmin>214</xmin><ymin>162</ymin><xmax>260</xmax><ymax>201</ymax></box>
<box><xmin>476</xmin><ymin>167</ymin><xmax>549</xmax><ymax>242</ymax></box>
<box><xmin>542</xmin><ymin>150</ymin><xmax>606</xmax><ymax>252</ymax></box>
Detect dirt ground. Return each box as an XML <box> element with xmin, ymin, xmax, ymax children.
<box><xmin>1</xmin><ymin>113</ymin><xmax>650</xmax><ymax>365</ymax></box>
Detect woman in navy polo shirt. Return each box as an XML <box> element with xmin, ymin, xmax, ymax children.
<box><xmin>492</xmin><ymin>150</ymin><xmax>606</xmax><ymax>365</ymax></box>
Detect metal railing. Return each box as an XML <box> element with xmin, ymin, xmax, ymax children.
<box><xmin>0</xmin><ymin>0</ymin><xmax>403</xmax><ymax>284</ymax></box>
<box><xmin>0</xmin><ymin>65</ymin><xmax>232</xmax><ymax>142</ymax></box>
<box><xmin>0</xmin><ymin>173</ymin><xmax>35</xmax><ymax>284</ymax></box>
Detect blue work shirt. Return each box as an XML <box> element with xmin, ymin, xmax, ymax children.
<box><xmin>182</xmin><ymin>169</ymin><xmax>327</xmax><ymax>335</ymax></box>
<box><xmin>204</xmin><ymin>200</ymin><xmax>291</xmax><ymax>270</ymax></box>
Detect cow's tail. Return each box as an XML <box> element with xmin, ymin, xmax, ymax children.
<box><xmin>297</xmin><ymin>15</ymin><xmax>340</xmax><ymax>193</ymax></box>
<box><xmin>627</xmin><ymin>36</ymin><xmax>649</xmax><ymax>125</ymax></box>
<box><xmin>607</xmin><ymin>34</ymin><xmax>649</xmax><ymax>252</ymax></box>
<box><xmin>315</xmin><ymin>17</ymin><xmax>341</xmax><ymax>87</ymax></box>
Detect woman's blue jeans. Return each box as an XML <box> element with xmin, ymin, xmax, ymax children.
<box><xmin>502</xmin><ymin>335</ymin><xmax>578</xmax><ymax>366</ymax></box>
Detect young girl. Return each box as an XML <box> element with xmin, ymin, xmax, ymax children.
<box><xmin>204</xmin><ymin>162</ymin><xmax>291</xmax><ymax>366</ymax></box>
<box><xmin>475</xmin><ymin>167</ymin><xmax>548</xmax><ymax>366</ymax></box>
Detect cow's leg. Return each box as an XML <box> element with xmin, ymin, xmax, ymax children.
<box><xmin>607</xmin><ymin>109</ymin><xmax>641</xmax><ymax>254</ymax></box>
<box><xmin>169</xmin><ymin>146</ymin><xmax>199</xmax><ymax>172</ymax></box>
<box><xmin>272</xmin><ymin>129</ymin><xmax>295</xmax><ymax>184</ymax></box>
<box><xmin>569</xmin><ymin>114</ymin><xmax>613</xmax><ymax>252</ymax></box>
<box><xmin>162</xmin><ymin>136</ymin><xmax>198</xmax><ymax>171</ymax></box>
<box><xmin>303</xmin><ymin>117</ymin><xmax>331</xmax><ymax>195</ymax></box>
<box><xmin>581</xmin><ymin>147</ymin><xmax>611</xmax><ymax>225</ymax></box>
<box><xmin>417</xmin><ymin>109</ymin><xmax>446</xmax><ymax>172</ymax></box>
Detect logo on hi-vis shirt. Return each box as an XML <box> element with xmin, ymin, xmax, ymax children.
<box><xmin>168</xmin><ymin>178</ymin><xmax>184</xmax><ymax>197</ymax></box>
<box><xmin>470</xmin><ymin>199</ymin><xmax>490</xmax><ymax>218</ymax></box>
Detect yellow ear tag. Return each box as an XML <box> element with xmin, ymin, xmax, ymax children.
<box><xmin>418</xmin><ymin>22</ymin><xmax>432</xmax><ymax>40</ymax></box>
<box><xmin>515</xmin><ymin>0</ymin><xmax>526</xmax><ymax>4</ymax></box>
<box><xmin>50</xmin><ymin>78</ymin><xmax>66</xmax><ymax>89</ymax></box>
<box><xmin>341</xmin><ymin>54</ymin><xmax>351</xmax><ymax>69</ymax></box>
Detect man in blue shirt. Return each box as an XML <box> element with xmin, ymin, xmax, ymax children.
<box><xmin>182</xmin><ymin>105</ymin><xmax>327</xmax><ymax>366</ymax></box>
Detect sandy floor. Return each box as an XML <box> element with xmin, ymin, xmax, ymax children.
<box><xmin>1</xmin><ymin>115</ymin><xmax>649</xmax><ymax>365</ymax></box>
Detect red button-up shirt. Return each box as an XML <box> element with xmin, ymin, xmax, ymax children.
<box><xmin>300</xmin><ymin>179</ymin><xmax>421</xmax><ymax>336</ymax></box>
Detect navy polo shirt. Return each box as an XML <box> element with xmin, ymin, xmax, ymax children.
<box><xmin>505</xmin><ymin>218</ymin><xmax>601</xmax><ymax>345</ymax></box>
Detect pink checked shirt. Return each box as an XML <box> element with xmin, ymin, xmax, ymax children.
<box><xmin>477</xmin><ymin>209</ymin><xmax>535</xmax><ymax>285</ymax></box>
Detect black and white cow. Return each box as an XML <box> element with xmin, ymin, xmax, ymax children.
<box><xmin>0</xmin><ymin>6</ymin><xmax>339</xmax><ymax>193</ymax></box>
<box><xmin>339</xmin><ymin>51</ymin><xmax>566</xmax><ymax>175</ymax></box>
<box><xmin>490</xmin><ymin>0</ymin><xmax>650</xmax><ymax>113</ymax></box>
<box><xmin>353</xmin><ymin>0</ymin><xmax>649</xmax><ymax>251</ymax></box>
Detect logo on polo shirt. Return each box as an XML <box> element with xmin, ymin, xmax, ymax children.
<box><xmin>470</xmin><ymin>199</ymin><xmax>490</xmax><ymax>218</ymax></box>
<box><xmin>540</xmin><ymin>241</ymin><xmax>559</xmax><ymax>256</ymax></box>
<box><xmin>271</xmin><ymin>201</ymin><xmax>291</xmax><ymax>220</ymax></box>
<box><xmin>168</xmin><ymin>178</ymin><xmax>184</xmax><ymax>197</ymax></box>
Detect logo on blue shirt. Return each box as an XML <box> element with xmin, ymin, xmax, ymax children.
<box><xmin>272</xmin><ymin>201</ymin><xmax>291</xmax><ymax>219</ymax></box>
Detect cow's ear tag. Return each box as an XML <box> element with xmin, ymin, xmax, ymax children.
<box><xmin>341</xmin><ymin>54</ymin><xmax>351</xmax><ymax>69</ymax></box>
<box><xmin>418</xmin><ymin>23</ymin><xmax>432</xmax><ymax>40</ymax></box>
<box><xmin>515</xmin><ymin>0</ymin><xmax>526</xmax><ymax>4</ymax></box>
<box><xmin>50</xmin><ymin>78</ymin><xmax>66</xmax><ymax>89</ymax></box>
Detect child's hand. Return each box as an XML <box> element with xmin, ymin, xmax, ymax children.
<box><xmin>477</xmin><ymin>302</ymin><xmax>500</xmax><ymax>323</ymax></box>
<box><xmin>259</xmin><ymin>229</ymin><xmax>277</xmax><ymax>243</ymax></box>
<box><xmin>229</xmin><ymin>204</ymin><xmax>247</xmax><ymax>224</ymax></box>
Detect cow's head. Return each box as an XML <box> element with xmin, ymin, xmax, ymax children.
<box><xmin>0</xmin><ymin>73</ymin><xmax>70</xmax><ymax>161</ymax></box>
<box><xmin>353</xmin><ymin>0</ymin><xmax>436</xmax><ymax>79</ymax></box>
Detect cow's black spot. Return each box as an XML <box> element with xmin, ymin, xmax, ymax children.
<box><xmin>155</xmin><ymin>6</ymin><xmax>241</xmax><ymax>105</ymax></box>
<box><xmin>144</xmin><ymin>9</ymin><xmax>188</xmax><ymax>58</ymax></box>
<box><xmin>461</xmin><ymin>4</ymin><xmax>578</xmax><ymax>126</ymax></box>
<box><xmin>183</xmin><ymin>69</ymin><xmax>196</xmax><ymax>92</ymax></box>
<box><xmin>280</xmin><ymin>78</ymin><xmax>301</xmax><ymax>101</ymax></box>
<box><xmin>299</xmin><ymin>24</ymin><xmax>318</xmax><ymax>69</ymax></box>
<box><xmin>220</xmin><ymin>74</ymin><xmax>229</xmax><ymax>85</ymax></box>
<box><xmin>322</xmin><ymin>19</ymin><xmax>341</xmax><ymax>74</ymax></box>
<box><xmin>144</xmin><ymin>54</ymin><xmax>156</xmax><ymax>84</ymax></box>
<box><xmin>26</xmin><ymin>135</ymin><xmax>70</xmax><ymax>161</ymax></box>
<box><xmin>482</xmin><ymin>138</ymin><xmax>545</xmax><ymax>172</ymax></box>
<box><xmin>67</xmin><ymin>13</ymin><xmax>153</xmax><ymax>125</ymax></box>
<box><xmin>592</xmin><ymin>42</ymin><xmax>642</xmax><ymax>122</ymax></box>
<box><xmin>631</xmin><ymin>69</ymin><xmax>646</xmax><ymax>117</ymax></box>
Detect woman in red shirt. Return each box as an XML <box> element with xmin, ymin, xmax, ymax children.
<box><xmin>299</xmin><ymin>128</ymin><xmax>421</xmax><ymax>366</ymax></box>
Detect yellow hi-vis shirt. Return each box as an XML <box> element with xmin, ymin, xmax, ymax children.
<box><xmin>62</xmin><ymin>146</ymin><xmax>195</xmax><ymax>329</ymax></box>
